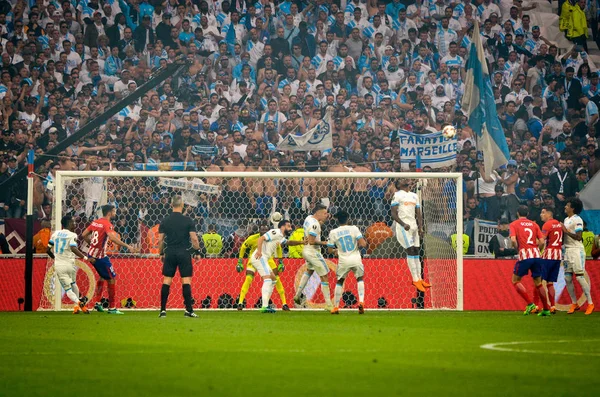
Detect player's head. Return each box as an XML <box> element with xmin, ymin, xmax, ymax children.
<box><xmin>208</xmin><ymin>223</ymin><xmax>217</xmax><ymax>232</ymax></box>
<box><xmin>101</xmin><ymin>204</ymin><xmax>116</xmax><ymax>219</ymax></box>
<box><xmin>312</xmin><ymin>204</ymin><xmax>328</xmax><ymax>222</ymax></box>
<box><xmin>259</xmin><ymin>223</ymin><xmax>270</xmax><ymax>235</ymax></box>
<box><xmin>517</xmin><ymin>205</ymin><xmax>529</xmax><ymax>218</ymax></box>
<box><xmin>278</xmin><ymin>219</ymin><xmax>293</xmax><ymax>236</ymax></box>
<box><xmin>565</xmin><ymin>197</ymin><xmax>583</xmax><ymax>216</ymax></box>
<box><xmin>540</xmin><ymin>207</ymin><xmax>554</xmax><ymax>222</ymax></box>
<box><xmin>171</xmin><ymin>195</ymin><xmax>184</xmax><ymax>210</ymax></box>
<box><xmin>61</xmin><ymin>215</ymin><xmax>74</xmax><ymax>231</ymax></box>
<box><xmin>397</xmin><ymin>179</ymin><xmax>410</xmax><ymax>191</ymax></box>
<box><xmin>334</xmin><ymin>210</ymin><xmax>350</xmax><ymax>225</ymax></box>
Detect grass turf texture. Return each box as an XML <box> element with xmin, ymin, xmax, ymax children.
<box><xmin>1</xmin><ymin>311</ymin><xmax>599</xmax><ymax>396</ymax></box>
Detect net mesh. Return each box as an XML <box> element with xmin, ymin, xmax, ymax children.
<box><xmin>39</xmin><ymin>172</ymin><xmax>460</xmax><ymax>310</ymax></box>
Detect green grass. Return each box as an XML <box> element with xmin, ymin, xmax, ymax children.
<box><xmin>1</xmin><ymin>311</ymin><xmax>599</xmax><ymax>396</ymax></box>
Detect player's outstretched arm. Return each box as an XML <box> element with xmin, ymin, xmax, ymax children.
<box><xmin>357</xmin><ymin>237</ymin><xmax>367</xmax><ymax>249</ymax></box>
<box><xmin>562</xmin><ymin>224</ymin><xmax>583</xmax><ymax>241</ymax></box>
<box><xmin>81</xmin><ymin>229</ymin><xmax>92</xmax><ymax>244</ymax></box>
<box><xmin>255</xmin><ymin>236</ymin><xmax>266</xmax><ymax>259</ymax></box>
<box><xmin>46</xmin><ymin>244</ymin><xmax>55</xmax><ymax>260</ymax></box>
<box><xmin>286</xmin><ymin>240</ymin><xmax>306</xmax><ymax>246</ymax></box>
<box><xmin>70</xmin><ymin>246</ymin><xmax>94</xmax><ymax>263</ymax></box>
<box><xmin>107</xmin><ymin>231</ymin><xmax>137</xmax><ymax>253</ymax></box>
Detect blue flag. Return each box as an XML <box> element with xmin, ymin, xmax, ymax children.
<box><xmin>461</xmin><ymin>23</ymin><xmax>510</xmax><ymax>177</ymax></box>
<box><xmin>225</xmin><ymin>23</ymin><xmax>236</xmax><ymax>55</ymax></box>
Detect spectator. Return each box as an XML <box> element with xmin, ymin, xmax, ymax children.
<box><xmin>488</xmin><ymin>219</ymin><xmax>518</xmax><ymax>258</ymax></box>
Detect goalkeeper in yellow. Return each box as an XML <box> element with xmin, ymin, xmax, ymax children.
<box><xmin>236</xmin><ymin>223</ymin><xmax>290</xmax><ymax>310</ymax></box>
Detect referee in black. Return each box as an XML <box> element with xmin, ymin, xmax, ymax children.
<box><xmin>158</xmin><ymin>196</ymin><xmax>201</xmax><ymax>318</ymax></box>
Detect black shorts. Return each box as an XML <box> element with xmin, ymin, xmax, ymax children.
<box><xmin>163</xmin><ymin>251</ymin><xmax>193</xmax><ymax>278</ymax></box>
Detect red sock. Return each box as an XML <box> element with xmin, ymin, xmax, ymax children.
<box><xmin>513</xmin><ymin>282</ymin><xmax>532</xmax><ymax>304</ymax></box>
<box><xmin>108</xmin><ymin>283</ymin><xmax>116</xmax><ymax>309</ymax></box>
<box><xmin>536</xmin><ymin>284</ymin><xmax>550</xmax><ymax>310</ymax></box>
<box><xmin>533</xmin><ymin>285</ymin><xmax>541</xmax><ymax>307</ymax></box>
<box><xmin>94</xmin><ymin>280</ymin><xmax>105</xmax><ymax>303</ymax></box>
<box><xmin>547</xmin><ymin>283</ymin><xmax>556</xmax><ymax>307</ymax></box>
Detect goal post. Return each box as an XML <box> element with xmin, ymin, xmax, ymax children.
<box><xmin>42</xmin><ymin>170</ymin><xmax>463</xmax><ymax>311</ymax></box>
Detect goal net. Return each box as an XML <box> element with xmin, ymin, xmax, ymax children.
<box><xmin>40</xmin><ymin>171</ymin><xmax>463</xmax><ymax>311</ymax></box>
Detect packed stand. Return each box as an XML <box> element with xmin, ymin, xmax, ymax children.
<box><xmin>0</xmin><ymin>0</ymin><xmax>598</xmax><ymax>257</ymax></box>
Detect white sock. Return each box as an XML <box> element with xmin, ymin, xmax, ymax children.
<box><xmin>71</xmin><ymin>283</ymin><xmax>80</xmax><ymax>300</ymax></box>
<box><xmin>65</xmin><ymin>289</ymin><xmax>79</xmax><ymax>304</ymax></box>
<box><xmin>261</xmin><ymin>279</ymin><xmax>273</xmax><ymax>308</ymax></box>
<box><xmin>357</xmin><ymin>280</ymin><xmax>365</xmax><ymax>303</ymax></box>
<box><xmin>565</xmin><ymin>274</ymin><xmax>577</xmax><ymax>303</ymax></box>
<box><xmin>408</xmin><ymin>256</ymin><xmax>419</xmax><ymax>282</ymax></box>
<box><xmin>577</xmin><ymin>276</ymin><xmax>593</xmax><ymax>304</ymax></box>
<box><xmin>334</xmin><ymin>283</ymin><xmax>343</xmax><ymax>307</ymax></box>
<box><xmin>295</xmin><ymin>272</ymin><xmax>310</xmax><ymax>298</ymax></box>
<box><xmin>321</xmin><ymin>282</ymin><xmax>332</xmax><ymax>306</ymax></box>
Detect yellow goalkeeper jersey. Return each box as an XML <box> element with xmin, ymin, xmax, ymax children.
<box><xmin>239</xmin><ymin>233</ymin><xmax>282</xmax><ymax>259</ymax></box>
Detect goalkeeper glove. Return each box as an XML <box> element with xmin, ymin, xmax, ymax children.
<box><xmin>277</xmin><ymin>259</ymin><xmax>285</xmax><ymax>273</ymax></box>
<box><xmin>236</xmin><ymin>259</ymin><xmax>244</xmax><ymax>273</ymax></box>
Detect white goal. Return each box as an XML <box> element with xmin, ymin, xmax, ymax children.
<box><xmin>40</xmin><ymin>171</ymin><xmax>463</xmax><ymax>311</ymax></box>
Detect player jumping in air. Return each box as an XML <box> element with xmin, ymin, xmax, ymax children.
<box><xmin>510</xmin><ymin>206</ymin><xmax>552</xmax><ymax>316</ymax></box>
<box><xmin>540</xmin><ymin>207</ymin><xmax>563</xmax><ymax>314</ymax></box>
<box><xmin>294</xmin><ymin>205</ymin><xmax>333</xmax><ymax>310</ymax></box>
<box><xmin>47</xmin><ymin>215</ymin><xmax>92</xmax><ymax>314</ymax></box>
<box><xmin>390</xmin><ymin>179</ymin><xmax>430</xmax><ymax>292</ymax></box>
<box><xmin>82</xmin><ymin>205</ymin><xmax>136</xmax><ymax>315</ymax></box>
<box><xmin>327</xmin><ymin>211</ymin><xmax>368</xmax><ymax>315</ymax></box>
<box><xmin>236</xmin><ymin>223</ymin><xmax>289</xmax><ymax>311</ymax></box>
<box><xmin>562</xmin><ymin>198</ymin><xmax>594</xmax><ymax>315</ymax></box>
<box><xmin>250</xmin><ymin>220</ymin><xmax>305</xmax><ymax>313</ymax></box>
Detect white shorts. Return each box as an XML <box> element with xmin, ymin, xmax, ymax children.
<box><xmin>395</xmin><ymin>224</ymin><xmax>420</xmax><ymax>249</ymax></box>
<box><xmin>55</xmin><ymin>264</ymin><xmax>77</xmax><ymax>290</ymax></box>
<box><xmin>303</xmin><ymin>250</ymin><xmax>329</xmax><ymax>276</ymax></box>
<box><xmin>336</xmin><ymin>261</ymin><xmax>364</xmax><ymax>281</ymax></box>
<box><xmin>564</xmin><ymin>248</ymin><xmax>586</xmax><ymax>275</ymax></box>
<box><xmin>249</xmin><ymin>256</ymin><xmax>274</xmax><ymax>278</ymax></box>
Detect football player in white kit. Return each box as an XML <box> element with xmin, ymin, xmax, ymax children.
<box><xmin>251</xmin><ymin>220</ymin><xmax>305</xmax><ymax>313</ymax></box>
<box><xmin>562</xmin><ymin>198</ymin><xmax>594</xmax><ymax>315</ymax></box>
<box><xmin>47</xmin><ymin>215</ymin><xmax>94</xmax><ymax>314</ymax></box>
<box><xmin>390</xmin><ymin>180</ymin><xmax>430</xmax><ymax>292</ymax></box>
<box><xmin>327</xmin><ymin>211</ymin><xmax>367</xmax><ymax>315</ymax></box>
<box><xmin>293</xmin><ymin>205</ymin><xmax>333</xmax><ymax>309</ymax></box>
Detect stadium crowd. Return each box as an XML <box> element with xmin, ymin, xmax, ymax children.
<box><xmin>0</xmin><ymin>0</ymin><xmax>599</xmax><ymax>256</ymax></box>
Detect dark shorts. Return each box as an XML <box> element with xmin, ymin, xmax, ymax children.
<box><xmin>92</xmin><ymin>256</ymin><xmax>116</xmax><ymax>280</ymax></box>
<box><xmin>163</xmin><ymin>251</ymin><xmax>193</xmax><ymax>278</ymax></box>
<box><xmin>541</xmin><ymin>259</ymin><xmax>561</xmax><ymax>283</ymax></box>
<box><xmin>513</xmin><ymin>258</ymin><xmax>543</xmax><ymax>278</ymax></box>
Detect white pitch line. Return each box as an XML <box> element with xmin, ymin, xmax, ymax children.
<box><xmin>480</xmin><ymin>340</ymin><xmax>600</xmax><ymax>357</ymax></box>
<box><xmin>0</xmin><ymin>348</ymin><xmax>381</xmax><ymax>356</ymax></box>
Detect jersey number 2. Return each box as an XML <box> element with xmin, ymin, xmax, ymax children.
<box><xmin>524</xmin><ymin>228</ymin><xmax>534</xmax><ymax>245</ymax></box>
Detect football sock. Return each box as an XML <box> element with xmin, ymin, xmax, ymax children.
<box><xmin>65</xmin><ymin>288</ymin><xmax>79</xmax><ymax>304</ymax></box>
<box><xmin>407</xmin><ymin>256</ymin><xmax>419</xmax><ymax>282</ymax></box>
<box><xmin>261</xmin><ymin>279</ymin><xmax>273</xmax><ymax>308</ymax></box>
<box><xmin>71</xmin><ymin>283</ymin><xmax>80</xmax><ymax>300</ymax></box>
<box><xmin>536</xmin><ymin>284</ymin><xmax>550</xmax><ymax>310</ymax></box>
<box><xmin>513</xmin><ymin>282</ymin><xmax>532</xmax><ymax>304</ymax></box>
<box><xmin>182</xmin><ymin>283</ymin><xmax>193</xmax><ymax>312</ymax></box>
<box><xmin>321</xmin><ymin>282</ymin><xmax>332</xmax><ymax>306</ymax></box>
<box><xmin>160</xmin><ymin>284</ymin><xmax>170</xmax><ymax>312</ymax></box>
<box><xmin>334</xmin><ymin>282</ymin><xmax>343</xmax><ymax>307</ymax></box>
<box><xmin>93</xmin><ymin>279</ymin><xmax>104</xmax><ymax>303</ymax></box>
<box><xmin>576</xmin><ymin>276</ymin><xmax>593</xmax><ymax>304</ymax></box>
<box><xmin>295</xmin><ymin>272</ymin><xmax>310</xmax><ymax>298</ymax></box>
<box><xmin>238</xmin><ymin>275</ymin><xmax>254</xmax><ymax>304</ymax></box>
<box><xmin>357</xmin><ymin>280</ymin><xmax>365</xmax><ymax>303</ymax></box>
<box><xmin>547</xmin><ymin>283</ymin><xmax>556</xmax><ymax>307</ymax></box>
<box><xmin>565</xmin><ymin>274</ymin><xmax>577</xmax><ymax>303</ymax></box>
<box><xmin>107</xmin><ymin>283</ymin><xmax>116</xmax><ymax>308</ymax></box>
<box><xmin>275</xmin><ymin>276</ymin><xmax>287</xmax><ymax>305</ymax></box>
<box><xmin>533</xmin><ymin>285</ymin><xmax>541</xmax><ymax>307</ymax></box>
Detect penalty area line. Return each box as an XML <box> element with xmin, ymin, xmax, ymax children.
<box><xmin>480</xmin><ymin>340</ymin><xmax>600</xmax><ymax>357</ymax></box>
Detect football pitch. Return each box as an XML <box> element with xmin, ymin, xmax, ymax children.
<box><xmin>1</xmin><ymin>311</ymin><xmax>599</xmax><ymax>396</ymax></box>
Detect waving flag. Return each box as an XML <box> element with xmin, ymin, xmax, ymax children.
<box><xmin>278</xmin><ymin>109</ymin><xmax>333</xmax><ymax>151</ymax></box>
<box><xmin>225</xmin><ymin>23</ymin><xmax>236</xmax><ymax>55</ymax></box>
<box><xmin>461</xmin><ymin>23</ymin><xmax>510</xmax><ymax>178</ymax></box>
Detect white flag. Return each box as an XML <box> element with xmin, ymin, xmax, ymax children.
<box><xmin>278</xmin><ymin>110</ymin><xmax>333</xmax><ymax>151</ymax></box>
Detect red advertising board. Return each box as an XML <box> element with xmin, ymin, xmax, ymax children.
<box><xmin>0</xmin><ymin>258</ymin><xmax>598</xmax><ymax>311</ymax></box>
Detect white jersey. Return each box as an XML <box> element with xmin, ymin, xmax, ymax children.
<box><xmin>251</xmin><ymin>229</ymin><xmax>287</xmax><ymax>261</ymax></box>
<box><xmin>563</xmin><ymin>215</ymin><xmax>584</xmax><ymax>249</ymax></box>
<box><xmin>303</xmin><ymin>215</ymin><xmax>322</xmax><ymax>253</ymax></box>
<box><xmin>327</xmin><ymin>225</ymin><xmax>363</xmax><ymax>265</ymax></box>
<box><xmin>49</xmin><ymin>229</ymin><xmax>78</xmax><ymax>267</ymax></box>
<box><xmin>391</xmin><ymin>189</ymin><xmax>420</xmax><ymax>226</ymax></box>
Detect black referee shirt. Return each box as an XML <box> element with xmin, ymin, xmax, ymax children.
<box><xmin>159</xmin><ymin>212</ymin><xmax>195</xmax><ymax>253</ymax></box>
